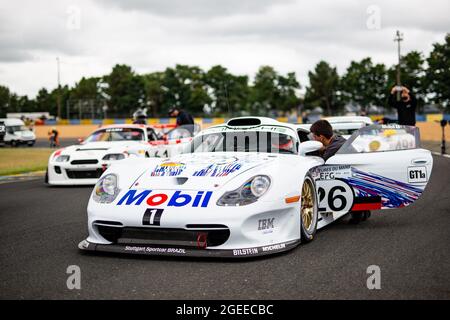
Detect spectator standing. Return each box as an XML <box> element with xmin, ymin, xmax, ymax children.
<box><xmin>48</xmin><ymin>127</ymin><xmax>60</xmax><ymax>148</ymax></box>
<box><xmin>388</xmin><ymin>86</ymin><xmax>417</xmax><ymax>126</ymax></box>
<box><xmin>168</xmin><ymin>107</ymin><xmax>194</xmax><ymax>126</ymax></box>
<box><xmin>301</xmin><ymin>111</ymin><xmax>309</xmax><ymax>124</ymax></box>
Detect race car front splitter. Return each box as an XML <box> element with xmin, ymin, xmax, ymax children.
<box><xmin>78</xmin><ymin>239</ymin><xmax>300</xmax><ymax>258</ymax></box>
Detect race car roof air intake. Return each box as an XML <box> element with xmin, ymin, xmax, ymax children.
<box><xmin>227</xmin><ymin>118</ymin><xmax>261</xmax><ymax>127</ymax></box>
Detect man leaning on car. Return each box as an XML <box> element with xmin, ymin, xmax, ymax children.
<box><xmin>310</xmin><ymin>119</ymin><xmax>371</xmax><ymax>224</ymax></box>
<box><xmin>309</xmin><ymin>120</ymin><xmax>346</xmax><ymax>161</ymax></box>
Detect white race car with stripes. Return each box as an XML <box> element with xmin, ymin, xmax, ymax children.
<box><xmin>79</xmin><ymin>117</ymin><xmax>433</xmax><ymax>258</ymax></box>
<box><xmin>46</xmin><ymin>124</ymin><xmax>198</xmax><ymax>185</ymax></box>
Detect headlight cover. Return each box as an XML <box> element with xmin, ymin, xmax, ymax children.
<box><xmin>217</xmin><ymin>175</ymin><xmax>271</xmax><ymax>206</ymax></box>
<box><xmin>92</xmin><ymin>174</ymin><xmax>120</xmax><ymax>203</ymax></box>
<box><xmin>55</xmin><ymin>155</ymin><xmax>70</xmax><ymax>162</ymax></box>
<box><xmin>102</xmin><ymin>153</ymin><xmax>126</xmax><ymax>161</ymax></box>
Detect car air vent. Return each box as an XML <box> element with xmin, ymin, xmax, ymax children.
<box><xmin>185</xmin><ymin>224</ymin><xmax>229</xmax><ymax>230</ymax></box>
<box><xmin>71</xmin><ymin>159</ymin><xmax>99</xmax><ymax>165</ymax></box>
<box><xmin>112</xmin><ymin>227</ymin><xmax>230</xmax><ymax>247</ymax></box>
<box><xmin>227</xmin><ymin>118</ymin><xmax>261</xmax><ymax>126</ymax></box>
<box><xmin>175</xmin><ymin>177</ymin><xmax>188</xmax><ymax>185</ymax></box>
<box><xmin>93</xmin><ymin>220</ymin><xmax>123</xmax><ymax>227</ymax></box>
<box><xmin>65</xmin><ymin>169</ymin><xmax>103</xmax><ymax>179</ymax></box>
<box><xmin>94</xmin><ymin>221</ymin><xmax>124</xmax><ymax>243</ymax></box>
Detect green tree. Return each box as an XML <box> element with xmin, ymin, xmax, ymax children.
<box><xmin>340</xmin><ymin>58</ymin><xmax>387</xmax><ymax>112</ymax></box>
<box><xmin>250</xmin><ymin>66</ymin><xmax>300</xmax><ymax>116</ymax></box>
<box><xmin>104</xmin><ymin>64</ymin><xmax>145</xmax><ymax>116</ymax></box>
<box><xmin>426</xmin><ymin>34</ymin><xmax>450</xmax><ymax>111</ymax></box>
<box><xmin>0</xmin><ymin>85</ymin><xmax>11</xmax><ymax>117</ymax></box>
<box><xmin>304</xmin><ymin>61</ymin><xmax>340</xmax><ymax>116</ymax></box>
<box><xmin>250</xmin><ymin>66</ymin><xmax>278</xmax><ymax>115</ymax></box>
<box><xmin>71</xmin><ymin>77</ymin><xmax>101</xmax><ymax>100</ymax></box>
<box><xmin>161</xmin><ymin>65</ymin><xmax>210</xmax><ymax>116</ymax></box>
<box><xmin>205</xmin><ymin>65</ymin><xmax>249</xmax><ymax>116</ymax></box>
<box><xmin>276</xmin><ymin>72</ymin><xmax>301</xmax><ymax>113</ymax></box>
<box><xmin>5</xmin><ymin>93</ymin><xmax>21</xmax><ymax>113</ymax></box>
<box><xmin>142</xmin><ymin>72</ymin><xmax>165</xmax><ymax>117</ymax></box>
<box><xmin>55</xmin><ymin>85</ymin><xmax>71</xmax><ymax>119</ymax></box>
<box><xmin>35</xmin><ymin>88</ymin><xmax>55</xmax><ymax>114</ymax></box>
<box><xmin>16</xmin><ymin>95</ymin><xmax>37</xmax><ymax>113</ymax></box>
<box><xmin>68</xmin><ymin>77</ymin><xmax>104</xmax><ymax>118</ymax></box>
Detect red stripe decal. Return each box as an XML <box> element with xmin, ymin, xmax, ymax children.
<box><xmin>351</xmin><ymin>203</ymin><xmax>382</xmax><ymax>211</ymax></box>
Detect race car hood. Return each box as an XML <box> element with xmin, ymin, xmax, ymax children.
<box><xmin>75</xmin><ymin>141</ymin><xmax>144</xmax><ymax>151</ymax></box>
<box><xmin>62</xmin><ymin>141</ymin><xmax>146</xmax><ymax>159</ymax></box>
<box><xmin>131</xmin><ymin>152</ymin><xmax>279</xmax><ymax>190</ymax></box>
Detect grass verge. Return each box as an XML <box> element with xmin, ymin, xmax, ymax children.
<box><xmin>0</xmin><ymin>148</ymin><xmax>53</xmax><ymax>176</ymax></box>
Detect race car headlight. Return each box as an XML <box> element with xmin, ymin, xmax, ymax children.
<box><xmin>217</xmin><ymin>175</ymin><xmax>271</xmax><ymax>206</ymax></box>
<box><xmin>250</xmin><ymin>175</ymin><xmax>271</xmax><ymax>197</ymax></box>
<box><xmin>102</xmin><ymin>153</ymin><xmax>126</xmax><ymax>161</ymax></box>
<box><xmin>92</xmin><ymin>174</ymin><xmax>120</xmax><ymax>204</ymax></box>
<box><xmin>55</xmin><ymin>155</ymin><xmax>70</xmax><ymax>162</ymax></box>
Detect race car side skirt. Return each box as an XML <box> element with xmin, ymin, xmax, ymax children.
<box><xmin>78</xmin><ymin>239</ymin><xmax>300</xmax><ymax>258</ymax></box>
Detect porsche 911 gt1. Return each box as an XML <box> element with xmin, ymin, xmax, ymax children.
<box><xmin>79</xmin><ymin>117</ymin><xmax>433</xmax><ymax>258</ymax></box>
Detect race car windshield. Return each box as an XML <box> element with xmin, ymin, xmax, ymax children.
<box><xmin>188</xmin><ymin>131</ymin><xmax>298</xmax><ymax>154</ymax></box>
<box><xmin>85</xmin><ymin>128</ymin><xmax>145</xmax><ymax>142</ymax></box>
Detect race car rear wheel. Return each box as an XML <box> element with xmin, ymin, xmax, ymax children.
<box><xmin>300</xmin><ymin>175</ymin><xmax>318</xmax><ymax>242</ymax></box>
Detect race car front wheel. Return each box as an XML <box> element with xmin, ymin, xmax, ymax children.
<box><xmin>300</xmin><ymin>175</ymin><xmax>318</xmax><ymax>243</ymax></box>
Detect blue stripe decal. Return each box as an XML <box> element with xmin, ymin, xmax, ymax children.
<box><xmin>342</xmin><ymin>169</ymin><xmax>423</xmax><ymax>209</ymax></box>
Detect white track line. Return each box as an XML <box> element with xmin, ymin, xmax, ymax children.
<box><xmin>432</xmin><ymin>152</ymin><xmax>450</xmax><ymax>158</ymax></box>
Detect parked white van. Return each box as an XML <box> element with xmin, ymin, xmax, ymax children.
<box><xmin>0</xmin><ymin>118</ymin><xmax>36</xmax><ymax>147</ymax></box>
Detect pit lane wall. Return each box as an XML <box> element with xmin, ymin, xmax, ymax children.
<box><xmin>33</xmin><ymin>115</ymin><xmax>450</xmax><ymax>141</ymax></box>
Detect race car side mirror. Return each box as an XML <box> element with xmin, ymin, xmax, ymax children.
<box><xmin>78</xmin><ymin>138</ymin><xmax>84</xmax><ymax>144</ymax></box>
<box><xmin>298</xmin><ymin>141</ymin><xmax>323</xmax><ymax>156</ymax></box>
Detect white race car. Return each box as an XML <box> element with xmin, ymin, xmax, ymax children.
<box><xmin>79</xmin><ymin>117</ymin><xmax>433</xmax><ymax>258</ymax></box>
<box><xmin>46</xmin><ymin>124</ymin><xmax>198</xmax><ymax>185</ymax></box>
<box><xmin>137</xmin><ymin>123</ymin><xmax>200</xmax><ymax>158</ymax></box>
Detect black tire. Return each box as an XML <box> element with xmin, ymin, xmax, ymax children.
<box><xmin>349</xmin><ymin>210</ymin><xmax>371</xmax><ymax>224</ymax></box>
<box><xmin>300</xmin><ymin>175</ymin><xmax>318</xmax><ymax>243</ymax></box>
<box><xmin>28</xmin><ymin>142</ymin><xmax>35</xmax><ymax>147</ymax></box>
<box><xmin>45</xmin><ymin>169</ymin><xmax>49</xmax><ymax>184</ymax></box>
<box><xmin>10</xmin><ymin>140</ymin><xmax>17</xmax><ymax>147</ymax></box>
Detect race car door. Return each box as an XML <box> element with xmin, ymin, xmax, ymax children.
<box><xmin>311</xmin><ymin>125</ymin><xmax>433</xmax><ymax>218</ymax></box>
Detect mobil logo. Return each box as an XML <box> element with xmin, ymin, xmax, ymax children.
<box><xmin>117</xmin><ymin>189</ymin><xmax>213</xmax><ymax>208</ymax></box>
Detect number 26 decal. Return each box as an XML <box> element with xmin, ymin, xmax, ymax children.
<box><xmin>316</xmin><ymin>180</ymin><xmax>354</xmax><ymax>213</ymax></box>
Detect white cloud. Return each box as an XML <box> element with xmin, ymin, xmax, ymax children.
<box><xmin>0</xmin><ymin>0</ymin><xmax>448</xmax><ymax>97</ymax></box>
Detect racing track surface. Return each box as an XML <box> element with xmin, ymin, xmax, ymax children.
<box><xmin>1</xmin><ymin>155</ymin><xmax>449</xmax><ymax>299</ymax></box>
